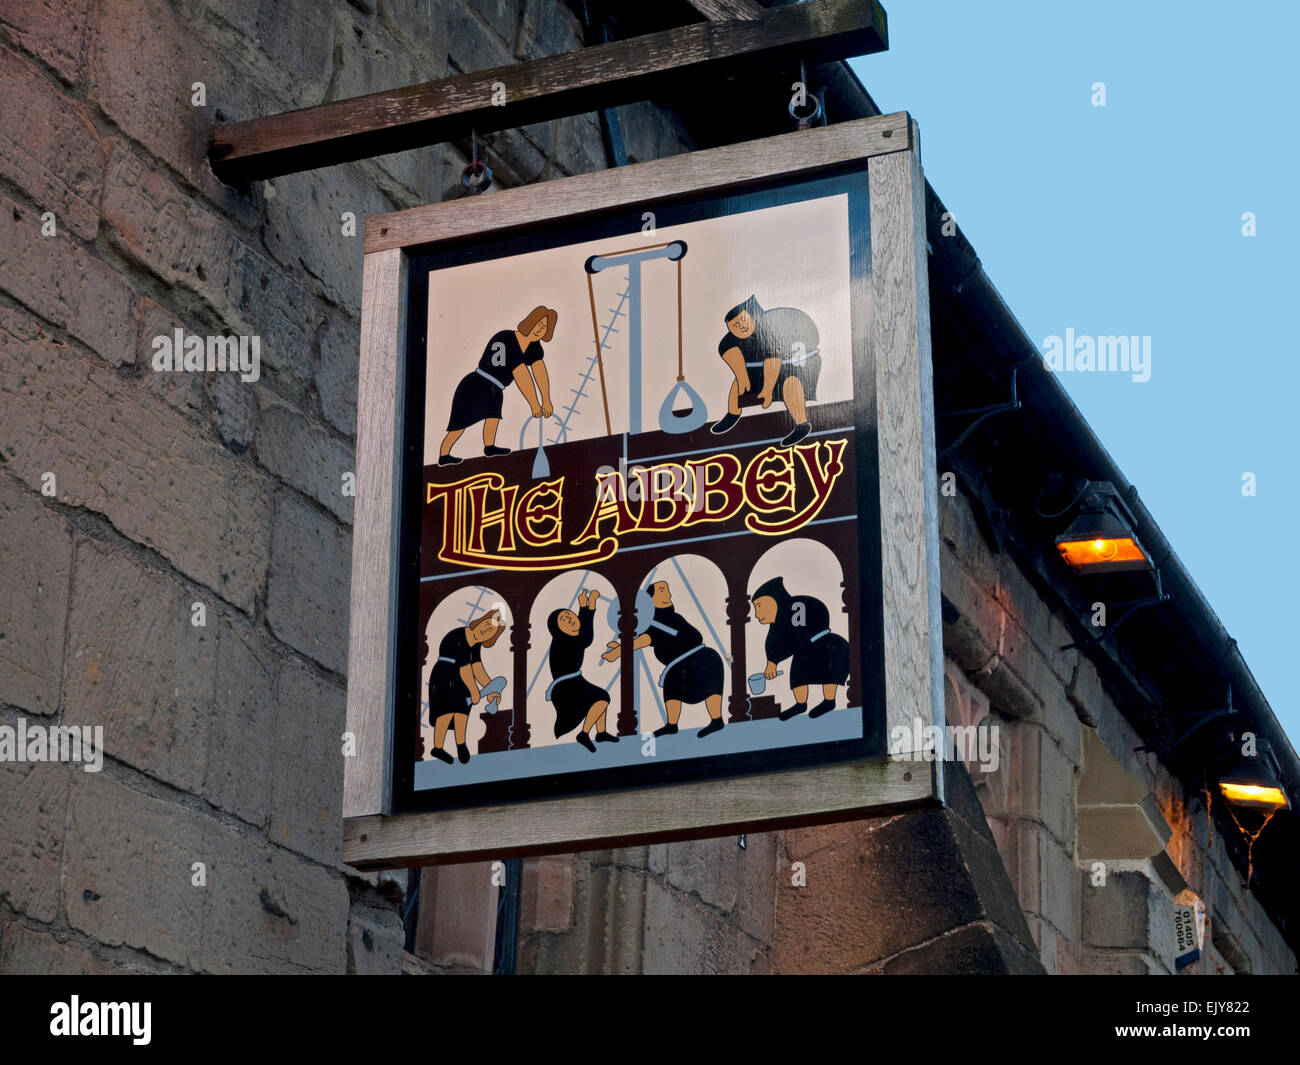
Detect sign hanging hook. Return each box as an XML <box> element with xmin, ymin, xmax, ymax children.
<box><xmin>790</xmin><ymin>60</ymin><xmax>824</xmax><ymax>130</ymax></box>
<box><xmin>461</xmin><ymin>128</ymin><xmax>494</xmax><ymax>193</ymax></box>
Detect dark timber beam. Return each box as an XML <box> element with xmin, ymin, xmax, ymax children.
<box><xmin>208</xmin><ymin>0</ymin><xmax>888</xmax><ymax>185</ymax></box>
<box><xmin>683</xmin><ymin>0</ymin><xmax>765</xmax><ymax>20</ymax></box>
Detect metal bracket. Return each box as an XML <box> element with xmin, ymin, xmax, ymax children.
<box><xmin>937</xmin><ymin>362</ymin><xmax>1024</xmax><ymax>461</ymax></box>
<box><xmin>1137</xmin><ymin>685</ymin><xmax>1237</xmax><ymax>760</ymax></box>
<box><xmin>1061</xmin><ymin>569</ymin><xmax>1171</xmax><ymax>651</ymax></box>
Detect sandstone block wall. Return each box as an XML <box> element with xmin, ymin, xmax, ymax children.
<box><xmin>0</xmin><ymin>0</ymin><xmax>689</xmax><ymax>974</ymax></box>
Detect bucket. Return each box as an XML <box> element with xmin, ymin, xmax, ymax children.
<box><xmin>480</xmin><ymin>675</ymin><xmax>507</xmax><ymax>712</ymax></box>
<box><xmin>747</xmin><ymin>670</ymin><xmax>783</xmax><ymax>695</ymax></box>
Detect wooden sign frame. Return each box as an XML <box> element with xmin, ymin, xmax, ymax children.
<box><xmin>342</xmin><ymin>112</ymin><xmax>945</xmax><ymax>869</ymax></box>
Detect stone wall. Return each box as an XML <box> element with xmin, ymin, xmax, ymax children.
<box><xmin>0</xmin><ymin>0</ymin><xmax>689</xmax><ymax>975</ymax></box>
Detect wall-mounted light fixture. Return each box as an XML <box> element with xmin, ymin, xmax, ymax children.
<box><xmin>1055</xmin><ymin>480</ymin><xmax>1153</xmax><ymax>574</ymax></box>
<box><xmin>1219</xmin><ymin>739</ymin><xmax>1291</xmax><ymax>812</ymax></box>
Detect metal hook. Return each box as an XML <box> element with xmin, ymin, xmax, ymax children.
<box><xmin>1060</xmin><ymin>568</ymin><xmax>1171</xmax><ymax>651</ymax></box>
<box><xmin>461</xmin><ymin>129</ymin><xmax>493</xmax><ymax>194</ymax></box>
<box><xmin>790</xmin><ymin>60</ymin><xmax>823</xmax><ymax>129</ymax></box>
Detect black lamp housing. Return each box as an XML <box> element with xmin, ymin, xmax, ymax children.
<box><xmin>1219</xmin><ymin>739</ymin><xmax>1291</xmax><ymax>811</ymax></box>
<box><xmin>1055</xmin><ymin>480</ymin><xmax>1154</xmax><ymax>575</ymax></box>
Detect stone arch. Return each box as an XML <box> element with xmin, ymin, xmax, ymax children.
<box><xmin>744</xmin><ymin>538</ymin><xmax>849</xmax><ymax>716</ymax></box>
<box><xmin>523</xmin><ymin>569</ymin><xmax>621</xmax><ymax>749</ymax></box>
<box><xmin>631</xmin><ymin>554</ymin><xmax>731</xmax><ymax>733</ymax></box>
<box><xmin>420</xmin><ymin>583</ymin><xmax>509</xmax><ymax>761</ymax></box>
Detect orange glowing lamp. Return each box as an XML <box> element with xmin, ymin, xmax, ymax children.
<box><xmin>1218</xmin><ymin>742</ymin><xmax>1290</xmax><ymax>811</ymax></box>
<box><xmin>1218</xmin><ymin>781</ymin><xmax>1289</xmax><ymax>810</ymax></box>
<box><xmin>1055</xmin><ymin>490</ymin><xmax>1153</xmax><ymax>574</ymax></box>
<box><xmin>1056</xmin><ymin>535</ymin><xmax>1149</xmax><ymax>570</ymax></box>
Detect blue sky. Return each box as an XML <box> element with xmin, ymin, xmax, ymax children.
<box><xmin>850</xmin><ymin>1</ymin><xmax>1298</xmax><ymax>746</ymax></box>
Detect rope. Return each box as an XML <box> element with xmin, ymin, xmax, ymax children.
<box><xmin>585</xmin><ymin>270</ymin><xmax>613</xmax><ymax>435</ymax></box>
<box><xmin>1224</xmin><ymin>803</ymin><xmax>1277</xmax><ymax>896</ymax></box>
<box><xmin>676</xmin><ymin>258</ymin><xmax>684</xmax><ymax>382</ymax></box>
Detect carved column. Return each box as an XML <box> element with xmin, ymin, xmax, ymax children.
<box><xmin>477</xmin><ymin>586</ymin><xmax>533</xmax><ymax>753</ymax></box>
<box><xmin>507</xmin><ymin>595</ymin><xmax>532</xmax><ymax>750</ymax></box>
<box><xmin>724</xmin><ymin>569</ymin><xmax>750</xmax><ymax>724</ymax></box>
<box><xmin>823</xmin><ymin>522</ymin><xmax>861</xmax><ymax>710</ymax></box>
<box><xmin>416</xmin><ymin>629</ymin><xmax>429</xmax><ymax>761</ymax></box>
<box><xmin>614</xmin><ymin>571</ymin><xmax>640</xmax><ymax>737</ymax></box>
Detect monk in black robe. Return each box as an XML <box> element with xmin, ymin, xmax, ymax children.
<box><xmin>546</xmin><ymin>588</ymin><xmax>618</xmax><ymax>753</ymax></box>
<box><xmin>709</xmin><ymin>295</ymin><xmax>820</xmax><ymax>447</ymax></box>
<box><xmin>438</xmin><ymin>306</ymin><xmax>557</xmax><ymax>465</ymax></box>
<box><xmin>602</xmin><ymin>580</ymin><xmax>725</xmax><ymax>739</ymax></box>
<box><xmin>751</xmin><ymin>576</ymin><xmax>849</xmax><ymax>720</ymax></box>
<box><xmin>427</xmin><ymin>609</ymin><xmax>506</xmax><ymax>764</ymax></box>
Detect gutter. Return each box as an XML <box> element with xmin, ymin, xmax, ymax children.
<box><xmin>929</xmin><ymin>244</ymin><xmax>1300</xmax><ymax>791</ymax></box>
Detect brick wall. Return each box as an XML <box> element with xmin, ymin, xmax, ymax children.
<box><xmin>0</xmin><ymin>0</ymin><xmax>689</xmax><ymax>974</ymax></box>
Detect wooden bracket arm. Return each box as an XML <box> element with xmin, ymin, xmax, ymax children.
<box><xmin>208</xmin><ymin>0</ymin><xmax>887</xmax><ymax>185</ymax></box>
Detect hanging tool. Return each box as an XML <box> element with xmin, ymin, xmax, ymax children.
<box><xmin>517</xmin><ymin>415</ymin><xmax>564</xmax><ymax>478</ymax></box>
<box><xmin>585</xmin><ymin>239</ymin><xmax>707</xmax><ymax>435</ymax></box>
<box><xmin>658</xmin><ymin>247</ymin><xmax>709</xmax><ymax>433</ymax></box>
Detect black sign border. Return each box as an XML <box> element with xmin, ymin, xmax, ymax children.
<box><xmin>390</xmin><ymin>163</ymin><xmax>884</xmax><ymax>814</ymax></box>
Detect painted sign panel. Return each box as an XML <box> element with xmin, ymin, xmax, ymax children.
<box><xmin>391</xmin><ymin>166</ymin><xmax>883</xmax><ymax>811</ymax></box>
